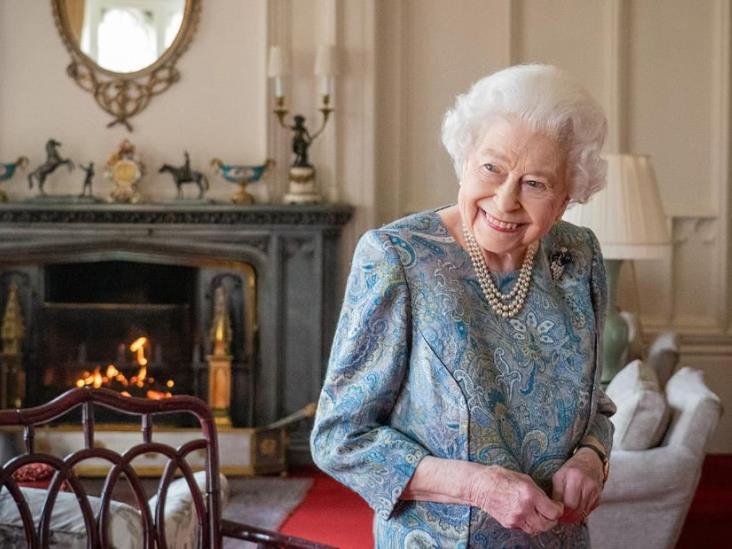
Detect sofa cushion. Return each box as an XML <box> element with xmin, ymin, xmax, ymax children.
<box><xmin>606</xmin><ymin>359</ymin><xmax>670</xmax><ymax>450</ymax></box>
<box><xmin>0</xmin><ymin>486</ymin><xmax>143</xmax><ymax>548</ymax></box>
<box><xmin>647</xmin><ymin>331</ymin><xmax>680</xmax><ymax>389</ymax></box>
<box><xmin>147</xmin><ymin>470</ymin><xmax>230</xmax><ymax>548</ymax></box>
<box><xmin>0</xmin><ymin>472</ymin><xmax>229</xmax><ymax>549</ymax></box>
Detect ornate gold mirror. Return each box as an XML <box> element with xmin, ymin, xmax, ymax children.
<box><xmin>51</xmin><ymin>0</ymin><xmax>201</xmax><ymax>130</ymax></box>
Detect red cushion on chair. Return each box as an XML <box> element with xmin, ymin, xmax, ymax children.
<box><xmin>12</xmin><ymin>463</ymin><xmax>70</xmax><ymax>491</ymax></box>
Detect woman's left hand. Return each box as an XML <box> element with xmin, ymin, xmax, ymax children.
<box><xmin>551</xmin><ymin>448</ymin><xmax>604</xmax><ymax>523</ymax></box>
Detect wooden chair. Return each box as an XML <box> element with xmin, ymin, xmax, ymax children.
<box><xmin>0</xmin><ymin>387</ymin><xmax>333</xmax><ymax>548</ymax></box>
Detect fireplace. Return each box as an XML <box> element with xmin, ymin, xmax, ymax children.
<box><xmin>10</xmin><ymin>254</ymin><xmax>258</xmax><ymax>427</ymax></box>
<box><xmin>0</xmin><ymin>203</ymin><xmax>352</xmax><ymax>463</ymax></box>
<box><xmin>42</xmin><ymin>260</ymin><xmax>196</xmax><ymax>403</ymax></box>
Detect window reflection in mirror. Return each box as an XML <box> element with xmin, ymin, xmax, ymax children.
<box><xmin>63</xmin><ymin>0</ymin><xmax>185</xmax><ymax>74</ymax></box>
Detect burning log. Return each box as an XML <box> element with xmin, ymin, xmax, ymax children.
<box><xmin>73</xmin><ymin>337</ymin><xmax>175</xmax><ymax>400</ymax></box>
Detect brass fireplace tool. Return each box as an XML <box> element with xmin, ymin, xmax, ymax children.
<box><xmin>1</xmin><ymin>282</ymin><xmax>25</xmax><ymax>408</ymax></box>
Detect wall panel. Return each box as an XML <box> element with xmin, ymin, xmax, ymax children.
<box><xmin>627</xmin><ymin>0</ymin><xmax>715</xmax><ymax>217</ymax></box>
<box><xmin>398</xmin><ymin>0</ymin><xmax>511</xmax><ymax>214</ymax></box>
<box><xmin>515</xmin><ymin>0</ymin><xmax>606</xmax><ymax>108</ymax></box>
<box><xmin>671</xmin><ymin>218</ymin><xmax>721</xmax><ymax>329</ymax></box>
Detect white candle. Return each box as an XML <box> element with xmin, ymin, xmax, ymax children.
<box><xmin>319</xmin><ymin>76</ymin><xmax>332</xmax><ymax>97</ymax></box>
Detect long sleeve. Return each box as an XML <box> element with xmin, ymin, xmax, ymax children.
<box><xmin>310</xmin><ymin>230</ymin><xmax>431</xmax><ymax>519</ymax></box>
<box><xmin>584</xmin><ymin>228</ymin><xmax>616</xmax><ymax>453</ymax></box>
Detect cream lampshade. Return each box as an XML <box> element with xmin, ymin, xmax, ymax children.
<box><xmin>564</xmin><ymin>154</ymin><xmax>670</xmax><ymax>258</ymax></box>
<box><xmin>563</xmin><ymin>153</ymin><xmax>671</xmax><ymax>383</ymax></box>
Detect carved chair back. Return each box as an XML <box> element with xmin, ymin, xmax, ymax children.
<box><xmin>0</xmin><ymin>388</ymin><xmax>331</xmax><ymax>549</ymax></box>
<box><xmin>0</xmin><ymin>387</ymin><xmax>222</xmax><ymax>548</ymax></box>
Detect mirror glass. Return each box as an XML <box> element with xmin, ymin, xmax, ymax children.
<box><xmin>61</xmin><ymin>0</ymin><xmax>186</xmax><ymax>74</ymax></box>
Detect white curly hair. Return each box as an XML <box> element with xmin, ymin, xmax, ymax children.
<box><xmin>441</xmin><ymin>64</ymin><xmax>607</xmax><ymax>203</ymax></box>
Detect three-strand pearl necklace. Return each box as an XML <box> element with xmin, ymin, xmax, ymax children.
<box><xmin>462</xmin><ymin>223</ymin><xmax>537</xmax><ymax>318</ymax></box>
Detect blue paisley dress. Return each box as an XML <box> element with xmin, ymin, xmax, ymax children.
<box><xmin>311</xmin><ymin>209</ymin><xmax>615</xmax><ymax>548</ymax></box>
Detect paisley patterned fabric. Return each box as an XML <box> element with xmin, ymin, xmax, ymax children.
<box><xmin>311</xmin><ymin>210</ymin><xmax>615</xmax><ymax>548</ymax></box>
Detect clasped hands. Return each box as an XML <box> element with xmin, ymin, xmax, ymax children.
<box><xmin>467</xmin><ymin>448</ymin><xmax>604</xmax><ymax>536</ymax></box>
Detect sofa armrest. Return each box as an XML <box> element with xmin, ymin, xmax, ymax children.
<box><xmin>601</xmin><ymin>446</ymin><xmax>700</xmax><ymax>504</ymax></box>
<box><xmin>664</xmin><ymin>367</ymin><xmax>723</xmax><ymax>453</ymax></box>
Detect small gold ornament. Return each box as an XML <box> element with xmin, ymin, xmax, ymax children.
<box><xmin>106</xmin><ymin>140</ymin><xmax>145</xmax><ymax>203</ymax></box>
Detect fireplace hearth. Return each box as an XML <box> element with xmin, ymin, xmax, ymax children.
<box><xmin>0</xmin><ymin>203</ymin><xmax>352</xmax><ymax>463</ymax></box>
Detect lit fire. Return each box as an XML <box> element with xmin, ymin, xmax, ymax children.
<box><xmin>74</xmin><ymin>337</ymin><xmax>175</xmax><ymax>399</ymax></box>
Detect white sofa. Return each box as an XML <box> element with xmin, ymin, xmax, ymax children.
<box><xmin>588</xmin><ymin>365</ymin><xmax>722</xmax><ymax>549</ymax></box>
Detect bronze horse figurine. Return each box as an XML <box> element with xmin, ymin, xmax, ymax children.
<box><xmin>159</xmin><ymin>152</ymin><xmax>209</xmax><ymax>199</ymax></box>
<box><xmin>28</xmin><ymin>139</ymin><xmax>74</xmax><ymax>195</ymax></box>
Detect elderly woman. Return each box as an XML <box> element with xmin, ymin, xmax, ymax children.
<box><xmin>311</xmin><ymin>64</ymin><xmax>615</xmax><ymax>548</ymax></box>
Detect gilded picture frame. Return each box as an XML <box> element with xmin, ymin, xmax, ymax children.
<box><xmin>50</xmin><ymin>0</ymin><xmax>202</xmax><ymax>131</ymax></box>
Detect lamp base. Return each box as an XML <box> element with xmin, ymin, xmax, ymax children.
<box><xmin>602</xmin><ymin>259</ymin><xmax>629</xmax><ymax>384</ymax></box>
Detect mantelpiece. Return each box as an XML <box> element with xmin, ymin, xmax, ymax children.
<box><xmin>0</xmin><ymin>203</ymin><xmax>353</xmax><ymax>226</ymax></box>
<box><xmin>0</xmin><ymin>203</ymin><xmax>352</xmax><ymax>464</ymax></box>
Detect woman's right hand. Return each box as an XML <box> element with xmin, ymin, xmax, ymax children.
<box><xmin>467</xmin><ymin>465</ymin><xmax>564</xmax><ymax>536</ymax></box>
<box><xmin>403</xmin><ymin>457</ymin><xmax>563</xmax><ymax>536</ymax></box>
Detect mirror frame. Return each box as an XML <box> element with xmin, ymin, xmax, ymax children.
<box><xmin>51</xmin><ymin>0</ymin><xmax>201</xmax><ymax>131</ymax></box>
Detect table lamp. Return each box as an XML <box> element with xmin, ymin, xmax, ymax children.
<box><xmin>563</xmin><ymin>153</ymin><xmax>671</xmax><ymax>383</ymax></box>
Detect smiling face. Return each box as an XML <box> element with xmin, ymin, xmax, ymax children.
<box><xmin>457</xmin><ymin>117</ymin><xmax>570</xmax><ymax>270</ymax></box>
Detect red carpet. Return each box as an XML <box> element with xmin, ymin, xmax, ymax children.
<box><xmin>283</xmin><ymin>455</ymin><xmax>732</xmax><ymax>548</ymax></box>
<box><xmin>279</xmin><ymin>469</ymin><xmax>373</xmax><ymax>548</ymax></box>
<box><xmin>676</xmin><ymin>454</ymin><xmax>732</xmax><ymax>548</ymax></box>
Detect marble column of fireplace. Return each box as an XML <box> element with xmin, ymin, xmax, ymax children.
<box><xmin>0</xmin><ymin>203</ymin><xmax>352</xmax><ymax>463</ymax></box>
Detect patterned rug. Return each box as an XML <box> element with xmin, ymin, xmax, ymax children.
<box><xmin>222</xmin><ymin>476</ymin><xmax>313</xmax><ymax>548</ymax></box>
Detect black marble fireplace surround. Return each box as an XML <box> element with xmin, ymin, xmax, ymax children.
<box><xmin>0</xmin><ymin>203</ymin><xmax>352</xmax><ymax>461</ymax></box>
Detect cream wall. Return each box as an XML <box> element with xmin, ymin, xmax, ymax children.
<box><xmin>0</xmin><ymin>0</ymin><xmax>730</xmax><ymax>451</ymax></box>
